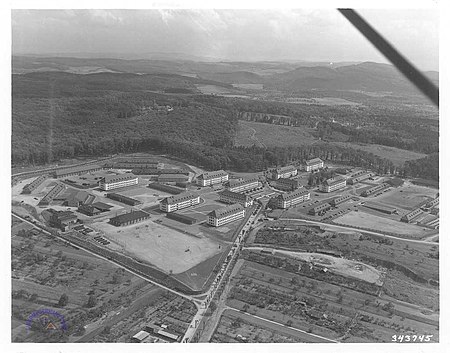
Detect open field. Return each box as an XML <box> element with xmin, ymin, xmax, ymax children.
<box><xmin>195</xmin><ymin>84</ymin><xmax>240</xmax><ymax>95</ymax></box>
<box><xmin>333</xmin><ymin>211</ymin><xmax>429</xmax><ymax>238</ymax></box>
<box><xmin>235</xmin><ymin>120</ymin><xmax>316</xmax><ymax>148</ymax></box>
<box><xmin>372</xmin><ymin>182</ymin><xmax>437</xmax><ymax>210</ymax></box>
<box><xmin>92</xmin><ymin>219</ymin><xmax>222</xmax><ymax>274</ymax></box>
<box><xmin>283</xmin><ymin>97</ymin><xmax>361</xmax><ymax>106</ymax></box>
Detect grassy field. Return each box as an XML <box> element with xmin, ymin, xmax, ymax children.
<box><xmin>92</xmin><ymin>219</ymin><xmax>222</xmax><ymax>274</ymax></box>
<box><xmin>234</xmin><ymin>120</ymin><xmax>427</xmax><ymax>166</ymax></box>
<box><xmin>372</xmin><ymin>182</ymin><xmax>437</xmax><ymax>210</ymax></box>
<box><xmin>333</xmin><ymin>211</ymin><xmax>429</xmax><ymax>238</ymax></box>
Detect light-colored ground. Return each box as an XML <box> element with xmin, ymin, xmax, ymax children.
<box><xmin>274</xmin><ymin>250</ymin><xmax>383</xmax><ymax>285</ymax></box>
<box><xmin>91</xmin><ymin>219</ymin><xmax>222</xmax><ymax>274</ymax></box>
<box><xmin>334</xmin><ymin>211</ymin><xmax>427</xmax><ymax>237</ymax></box>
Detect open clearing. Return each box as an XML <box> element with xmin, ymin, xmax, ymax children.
<box><xmin>235</xmin><ymin>120</ymin><xmax>317</xmax><ymax>147</ymax></box>
<box><xmin>334</xmin><ymin>211</ymin><xmax>427</xmax><ymax>237</ymax></box>
<box><xmin>273</xmin><ymin>250</ymin><xmax>383</xmax><ymax>285</ymax></box>
<box><xmin>92</xmin><ymin>219</ymin><xmax>222</xmax><ymax>274</ymax></box>
<box><xmin>372</xmin><ymin>182</ymin><xmax>437</xmax><ymax>210</ymax></box>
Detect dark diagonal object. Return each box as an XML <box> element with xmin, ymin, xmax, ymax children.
<box><xmin>338</xmin><ymin>8</ymin><xmax>439</xmax><ymax>107</ymax></box>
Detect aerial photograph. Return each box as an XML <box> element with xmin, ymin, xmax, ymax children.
<box><xmin>9</xmin><ymin>4</ymin><xmax>441</xmax><ymax>348</ymax></box>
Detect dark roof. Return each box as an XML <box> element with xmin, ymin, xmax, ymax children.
<box><xmin>323</xmin><ymin>176</ymin><xmax>346</xmax><ymax>186</ymax></box>
<box><xmin>101</xmin><ymin>174</ymin><xmax>137</xmax><ymax>183</ymax></box>
<box><xmin>198</xmin><ymin>170</ymin><xmax>228</xmax><ymax>180</ymax></box>
<box><xmin>227</xmin><ymin>177</ymin><xmax>259</xmax><ymax>188</ymax></box>
<box><xmin>275</xmin><ymin>165</ymin><xmax>297</xmax><ymax>174</ymax></box>
<box><xmin>208</xmin><ymin>204</ymin><xmax>244</xmax><ymax>219</ymax></box>
<box><xmin>218</xmin><ymin>189</ymin><xmax>251</xmax><ymax>201</ymax></box>
<box><xmin>363</xmin><ymin>202</ymin><xmax>397</xmax><ymax>213</ymax></box>
<box><xmin>158</xmin><ymin>174</ymin><xmax>189</xmax><ymax>180</ymax></box>
<box><xmin>78</xmin><ymin>204</ymin><xmax>101</xmax><ymax>213</ymax></box>
<box><xmin>55</xmin><ymin>164</ymin><xmax>101</xmax><ymax>177</ymax></box>
<box><xmin>277</xmin><ymin>178</ymin><xmax>300</xmax><ymax>185</ymax></box>
<box><xmin>332</xmin><ymin>194</ymin><xmax>352</xmax><ymax>203</ymax></box>
<box><xmin>161</xmin><ymin>192</ymin><xmax>198</xmax><ymax>205</ymax></box>
<box><xmin>92</xmin><ymin>201</ymin><xmax>113</xmax><ymax>210</ymax></box>
<box><xmin>110</xmin><ymin>210</ymin><xmax>150</xmax><ymax>224</ymax></box>
<box><xmin>278</xmin><ymin>188</ymin><xmax>310</xmax><ymax>201</ymax></box>
<box><xmin>311</xmin><ymin>203</ymin><xmax>331</xmax><ymax>212</ymax></box>
<box><xmin>306</xmin><ymin>158</ymin><xmax>323</xmax><ymax>166</ymax></box>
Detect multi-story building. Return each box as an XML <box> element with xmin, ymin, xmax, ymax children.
<box><xmin>275</xmin><ymin>178</ymin><xmax>301</xmax><ymax>191</ymax></box>
<box><xmin>347</xmin><ymin>171</ymin><xmax>374</xmax><ymax>185</ymax></box>
<box><xmin>160</xmin><ymin>192</ymin><xmax>200</xmax><ymax>212</ymax></box>
<box><xmin>305</xmin><ymin>158</ymin><xmax>324</xmax><ymax>172</ymax></box>
<box><xmin>226</xmin><ymin>177</ymin><xmax>259</xmax><ymax>193</ymax></box>
<box><xmin>276</xmin><ymin>188</ymin><xmax>311</xmax><ymax>209</ymax></box>
<box><xmin>361</xmin><ymin>183</ymin><xmax>389</xmax><ymax>197</ymax></box>
<box><xmin>196</xmin><ymin>170</ymin><xmax>229</xmax><ymax>186</ymax></box>
<box><xmin>319</xmin><ymin>176</ymin><xmax>347</xmax><ymax>193</ymax></box>
<box><xmin>272</xmin><ymin>165</ymin><xmax>298</xmax><ymax>180</ymax></box>
<box><xmin>218</xmin><ymin>190</ymin><xmax>253</xmax><ymax>207</ymax></box>
<box><xmin>208</xmin><ymin>204</ymin><xmax>245</xmax><ymax>227</ymax></box>
<box><xmin>99</xmin><ymin>174</ymin><xmax>139</xmax><ymax>191</ymax></box>
<box><xmin>109</xmin><ymin>210</ymin><xmax>150</xmax><ymax>227</ymax></box>
<box><xmin>401</xmin><ymin>208</ymin><xmax>423</xmax><ymax>223</ymax></box>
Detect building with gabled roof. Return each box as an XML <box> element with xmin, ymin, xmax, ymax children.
<box><xmin>361</xmin><ymin>183</ymin><xmax>389</xmax><ymax>197</ymax></box>
<box><xmin>226</xmin><ymin>177</ymin><xmax>259</xmax><ymax>193</ymax></box>
<box><xmin>309</xmin><ymin>203</ymin><xmax>332</xmax><ymax>215</ymax></box>
<box><xmin>272</xmin><ymin>165</ymin><xmax>298</xmax><ymax>180</ymax></box>
<box><xmin>346</xmin><ymin>171</ymin><xmax>374</xmax><ymax>185</ymax></box>
<box><xmin>329</xmin><ymin>194</ymin><xmax>352</xmax><ymax>207</ymax></box>
<box><xmin>401</xmin><ymin>208</ymin><xmax>423</xmax><ymax>223</ymax></box>
<box><xmin>208</xmin><ymin>203</ymin><xmax>245</xmax><ymax>227</ymax></box>
<box><xmin>196</xmin><ymin>170</ymin><xmax>229</xmax><ymax>186</ymax></box>
<box><xmin>109</xmin><ymin>210</ymin><xmax>150</xmax><ymax>226</ymax></box>
<box><xmin>99</xmin><ymin>174</ymin><xmax>138</xmax><ymax>191</ymax></box>
<box><xmin>305</xmin><ymin>158</ymin><xmax>324</xmax><ymax>172</ymax></box>
<box><xmin>276</xmin><ymin>188</ymin><xmax>311</xmax><ymax>209</ymax></box>
<box><xmin>160</xmin><ymin>192</ymin><xmax>200</xmax><ymax>212</ymax></box>
<box><xmin>22</xmin><ymin>175</ymin><xmax>47</xmax><ymax>194</ymax></box>
<box><xmin>218</xmin><ymin>190</ymin><xmax>253</xmax><ymax>207</ymax></box>
<box><xmin>54</xmin><ymin>164</ymin><xmax>102</xmax><ymax>178</ymax></box>
<box><xmin>275</xmin><ymin>177</ymin><xmax>301</xmax><ymax>191</ymax></box>
<box><xmin>319</xmin><ymin>176</ymin><xmax>346</xmax><ymax>193</ymax></box>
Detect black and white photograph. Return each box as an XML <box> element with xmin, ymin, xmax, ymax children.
<box><xmin>3</xmin><ymin>0</ymin><xmax>447</xmax><ymax>351</ymax></box>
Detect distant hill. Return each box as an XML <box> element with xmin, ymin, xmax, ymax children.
<box><xmin>197</xmin><ymin>71</ymin><xmax>264</xmax><ymax>84</ymax></box>
<box><xmin>265</xmin><ymin>62</ymin><xmax>439</xmax><ymax>94</ymax></box>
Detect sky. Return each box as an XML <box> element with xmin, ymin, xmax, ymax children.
<box><xmin>11</xmin><ymin>8</ymin><xmax>439</xmax><ymax>71</ymax></box>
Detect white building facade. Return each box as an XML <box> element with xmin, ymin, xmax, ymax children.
<box><xmin>208</xmin><ymin>204</ymin><xmax>245</xmax><ymax>227</ymax></box>
<box><xmin>99</xmin><ymin>175</ymin><xmax>139</xmax><ymax>191</ymax></box>
<box><xmin>160</xmin><ymin>193</ymin><xmax>200</xmax><ymax>212</ymax></box>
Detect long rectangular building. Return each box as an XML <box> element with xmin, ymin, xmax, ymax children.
<box><xmin>218</xmin><ymin>190</ymin><xmax>253</xmax><ymax>207</ymax></box>
<box><xmin>196</xmin><ymin>170</ymin><xmax>229</xmax><ymax>186</ymax></box>
<box><xmin>361</xmin><ymin>183</ymin><xmax>389</xmax><ymax>197</ymax></box>
<box><xmin>226</xmin><ymin>177</ymin><xmax>259</xmax><ymax>193</ymax></box>
<box><xmin>309</xmin><ymin>203</ymin><xmax>331</xmax><ymax>215</ymax></box>
<box><xmin>107</xmin><ymin>193</ymin><xmax>141</xmax><ymax>206</ymax></box>
<box><xmin>401</xmin><ymin>208</ymin><xmax>423</xmax><ymax>223</ymax></box>
<box><xmin>272</xmin><ymin>165</ymin><xmax>298</xmax><ymax>180</ymax></box>
<box><xmin>305</xmin><ymin>158</ymin><xmax>324</xmax><ymax>172</ymax></box>
<box><xmin>22</xmin><ymin>175</ymin><xmax>47</xmax><ymax>194</ymax></box>
<box><xmin>109</xmin><ymin>210</ymin><xmax>150</xmax><ymax>227</ymax></box>
<box><xmin>276</xmin><ymin>188</ymin><xmax>311</xmax><ymax>209</ymax></box>
<box><xmin>160</xmin><ymin>192</ymin><xmax>200</xmax><ymax>212</ymax></box>
<box><xmin>99</xmin><ymin>174</ymin><xmax>138</xmax><ymax>191</ymax></box>
<box><xmin>329</xmin><ymin>194</ymin><xmax>352</xmax><ymax>207</ymax></box>
<box><xmin>54</xmin><ymin>164</ymin><xmax>102</xmax><ymax>178</ymax></box>
<box><xmin>347</xmin><ymin>171</ymin><xmax>374</xmax><ymax>185</ymax></box>
<box><xmin>157</xmin><ymin>174</ymin><xmax>189</xmax><ymax>183</ymax></box>
<box><xmin>39</xmin><ymin>183</ymin><xmax>66</xmax><ymax>205</ymax></box>
<box><xmin>208</xmin><ymin>203</ymin><xmax>245</xmax><ymax>227</ymax></box>
<box><xmin>319</xmin><ymin>176</ymin><xmax>346</xmax><ymax>193</ymax></box>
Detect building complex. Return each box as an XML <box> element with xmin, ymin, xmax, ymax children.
<box><xmin>275</xmin><ymin>177</ymin><xmax>301</xmax><ymax>191</ymax></box>
<box><xmin>196</xmin><ymin>170</ymin><xmax>229</xmax><ymax>186</ymax></box>
<box><xmin>346</xmin><ymin>171</ymin><xmax>374</xmax><ymax>185</ymax></box>
<box><xmin>159</xmin><ymin>192</ymin><xmax>200</xmax><ymax>212</ymax></box>
<box><xmin>208</xmin><ymin>203</ymin><xmax>245</xmax><ymax>227</ymax></box>
<box><xmin>218</xmin><ymin>190</ymin><xmax>253</xmax><ymax>207</ymax></box>
<box><xmin>305</xmin><ymin>158</ymin><xmax>324</xmax><ymax>172</ymax></box>
<box><xmin>109</xmin><ymin>210</ymin><xmax>150</xmax><ymax>227</ymax></box>
<box><xmin>53</xmin><ymin>164</ymin><xmax>102</xmax><ymax>178</ymax></box>
<box><xmin>361</xmin><ymin>183</ymin><xmax>389</xmax><ymax>197</ymax></box>
<box><xmin>319</xmin><ymin>176</ymin><xmax>346</xmax><ymax>193</ymax></box>
<box><xmin>99</xmin><ymin>174</ymin><xmax>139</xmax><ymax>191</ymax></box>
<box><xmin>276</xmin><ymin>188</ymin><xmax>311</xmax><ymax>209</ymax></box>
<box><xmin>226</xmin><ymin>177</ymin><xmax>259</xmax><ymax>193</ymax></box>
<box><xmin>272</xmin><ymin>165</ymin><xmax>298</xmax><ymax>180</ymax></box>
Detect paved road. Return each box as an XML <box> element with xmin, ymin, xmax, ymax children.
<box><xmin>280</xmin><ymin>218</ymin><xmax>438</xmax><ymax>245</ymax></box>
<box><xmin>182</xmin><ymin>204</ymin><xmax>263</xmax><ymax>342</ymax></box>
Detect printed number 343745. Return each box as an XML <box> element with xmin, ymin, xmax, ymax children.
<box><xmin>392</xmin><ymin>334</ymin><xmax>433</xmax><ymax>342</ymax></box>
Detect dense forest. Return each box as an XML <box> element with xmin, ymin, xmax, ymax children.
<box><xmin>12</xmin><ymin>72</ymin><xmax>439</xmax><ymax>181</ymax></box>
